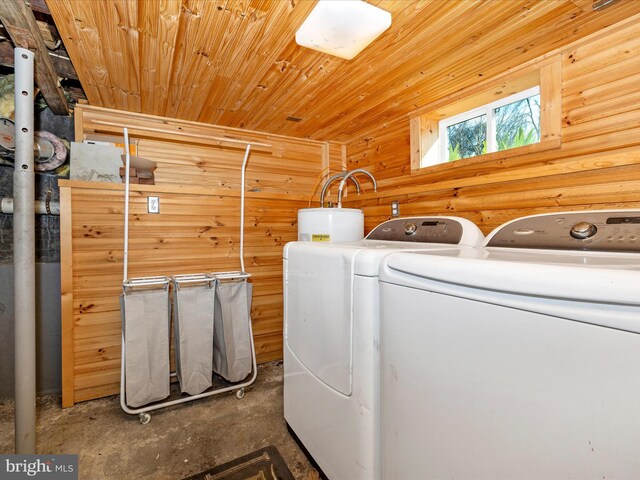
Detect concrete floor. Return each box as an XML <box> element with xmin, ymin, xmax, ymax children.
<box><xmin>0</xmin><ymin>362</ymin><xmax>319</xmax><ymax>480</ymax></box>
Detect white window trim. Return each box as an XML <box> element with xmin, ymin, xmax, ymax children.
<box><xmin>437</xmin><ymin>85</ymin><xmax>540</xmax><ymax>165</ymax></box>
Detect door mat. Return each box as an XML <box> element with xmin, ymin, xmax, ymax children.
<box><xmin>182</xmin><ymin>445</ymin><xmax>295</xmax><ymax>480</ymax></box>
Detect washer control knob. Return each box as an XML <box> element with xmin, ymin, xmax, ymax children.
<box><xmin>404</xmin><ymin>223</ymin><xmax>418</xmax><ymax>235</ymax></box>
<box><xmin>570</xmin><ymin>222</ymin><xmax>597</xmax><ymax>239</ymax></box>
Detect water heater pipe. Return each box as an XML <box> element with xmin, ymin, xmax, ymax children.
<box><xmin>13</xmin><ymin>47</ymin><xmax>36</xmax><ymax>454</ymax></box>
<box><xmin>1</xmin><ymin>198</ymin><xmax>60</xmax><ymax>215</ymax></box>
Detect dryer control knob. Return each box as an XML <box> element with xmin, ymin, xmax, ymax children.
<box><xmin>570</xmin><ymin>222</ymin><xmax>597</xmax><ymax>239</ymax></box>
<box><xmin>404</xmin><ymin>223</ymin><xmax>417</xmax><ymax>235</ymax></box>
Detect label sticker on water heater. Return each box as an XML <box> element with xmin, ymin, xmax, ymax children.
<box><xmin>312</xmin><ymin>234</ymin><xmax>331</xmax><ymax>242</ymax></box>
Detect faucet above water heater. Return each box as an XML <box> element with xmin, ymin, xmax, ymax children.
<box><xmin>336</xmin><ymin>169</ymin><xmax>377</xmax><ymax>208</ymax></box>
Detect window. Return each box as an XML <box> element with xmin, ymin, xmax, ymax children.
<box><xmin>410</xmin><ymin>57</ymin><xmax>561</xmax><ymax>172</ymax></box>
<box><xmin>441</xmin><ymin>87</ymin><xmax>540</xmax><ymax>163</ymax></box>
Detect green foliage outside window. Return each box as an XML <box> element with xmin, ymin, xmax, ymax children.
<box><xmin>446</xmin><ymin>93</ymin><xmax>540</xmax><ymax>162</ymax></box>
<box><xmin>495</xmin><ymin>94</ymin><xmax>540</xmax><ymax>151</ymax></box>
<box><xmin>447</xmin><ymin>114</ymin><xmax>487</xmax><ymax>161</ymax></box>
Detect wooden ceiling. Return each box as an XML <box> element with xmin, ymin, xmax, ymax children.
<box><xmin>47</xmin><ymin>0</ymin><xmax>640</xmax><ymax>143</ymax></box>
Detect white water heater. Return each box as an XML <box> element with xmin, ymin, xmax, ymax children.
<box><xmin>297</xmin><ymin>208</ymin><xmax>364</xmax><ymax>242</ymax></box>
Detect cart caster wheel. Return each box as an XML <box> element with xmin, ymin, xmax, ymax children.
<box><xmin>236</xmin><ymin>389</ymin><xmax>245</xmax><ymax>399</ymax></box>
<box><xmin>139</xmin><ymin>413</ymin><xmax>151</xmax><ymax>424</ymax></box>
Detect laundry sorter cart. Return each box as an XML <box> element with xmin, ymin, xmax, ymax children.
<box><xmin>120</xmin><ymin>276</ymin><xmax>172</xmax><ymax>413</ymax></box>
<box><xmin>172</xmin><ymin>274</ymin><xmax>217</xmax><ymax>396</ymax></box>
<box><xmin>211</xmin><ymin>271</ymin><xmax>255</xmax><ymax>387</ymax></box>
<box><xmin>118</xmin><ymin>127</ymin><xmax>262</xmax><ymax>423</ymax></box>
<box><xmin>119</xmin><ymin>271</ymin><xmax>257</xmax><ymax>423</ymax></box>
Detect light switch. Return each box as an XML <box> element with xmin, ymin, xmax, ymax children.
<box><xmin>148</xmin><ymin>196</ymin><xmax>159</xmax><ymax>214</ymax></box>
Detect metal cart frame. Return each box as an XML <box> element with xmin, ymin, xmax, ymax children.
<box><xmin>118</xmin><ymin>128</ymin><xmax>265</xmax><ymax>423</ymax></box>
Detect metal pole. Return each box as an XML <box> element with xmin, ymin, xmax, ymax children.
<box><xmin>239</xmin><ymin>144</ymin><xmax>251</xmax><ymax>273</ymax></box>
<box><xmin>13</xmin><ymin>47</ymin><xmax>36</xmax><ymax>454</ymax></box>
<box><xmin>123</xmin><ymin>128</ymin><xmax>131</xmax><ymax>282</ymax></box>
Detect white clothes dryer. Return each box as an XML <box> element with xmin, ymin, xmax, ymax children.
<box><xmin>379</xmin><ymin>210</ymin><xmax>640</xmax><ymax>480</ymax></box>
<box><xmin>283</xmin><ymin>216</ymin><xmax>484</xmax><ymax>480</ymax></box>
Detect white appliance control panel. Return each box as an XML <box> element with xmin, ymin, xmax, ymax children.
<box><xmin>486</xmin><ymin>210</ymin><xmax>640</xmax><ymax>251</ymax></box>
<box><xmin>367</xmin><ymin>217</ymin><xmax>463</xmax><ymax>243</ymax></box>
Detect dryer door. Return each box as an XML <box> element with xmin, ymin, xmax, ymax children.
<box><xmin>285</xmin><ymin>244</ymin><xmax>353</xmax><ymax>396</ymax></box>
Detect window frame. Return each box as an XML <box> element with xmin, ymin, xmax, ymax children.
<box><xmin>439</xmin><ymin>86</ymin><xmax>541</xmax><ymax>164</ymax></box>
<box><xmin>409</xmin><ymin>56</ymin><xmax>562</xmax><ymax>174</ymax></box>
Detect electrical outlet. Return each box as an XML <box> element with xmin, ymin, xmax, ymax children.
<box><xmin>148</xmin><ymin>196</ymin><xmax>159</xmax><ymax>214</ymax></box>
<box><xmin>391</xmin><ymin>200</ymin><xmax>400</xmax><ymax>217</ymax></box>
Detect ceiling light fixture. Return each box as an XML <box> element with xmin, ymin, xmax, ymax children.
<box><xmin>295</xmin><ymin>0</ymin><xmax>392</xmax><ymax>60</ymax></box>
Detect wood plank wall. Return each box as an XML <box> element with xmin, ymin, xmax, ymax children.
<box><xmin>343</xmin><ymin>18</ymin><xmax>640</xmax><ymax>234</ymax></box>
<box><xmin>61</xmin><ymin>106</ymin><xmax>342</xmax><ymax>406</ymax></box>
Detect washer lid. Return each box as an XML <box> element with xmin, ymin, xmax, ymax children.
<box><xmin>382</xmin><ymin>248</ymin><xmax>640</xmax><ymax>306</ymax></box>
<box><xmin>353</xmin><ymin>242</ymin><xmax>470</xmax><ymax>276</ymax></box>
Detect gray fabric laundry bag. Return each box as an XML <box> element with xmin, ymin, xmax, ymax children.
<box><xmin>173</xmin><ymin>282</ymin><xmax>215</xmax><ymax>395</ymax></box>
<box><xmin>213</xmin><ymin>281</ymin><xmax>253</xmax><ymax>382</ymax></box>
<box><xmin>121</xmin><ymin>289</ymin><xmax>171</xmax><ymax>408</ymax></box>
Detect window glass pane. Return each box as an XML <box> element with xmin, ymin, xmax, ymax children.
<box><xmin>446</xmin><ymin>114</ymin><xmax>487</xmax><ymax>161</ymax></box>
<box><xmin>495</xmin><ymin>94</ymin><xmax>540</xmax><ymax>151</ymax></box>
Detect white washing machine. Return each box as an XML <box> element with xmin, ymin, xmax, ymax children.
<box><xmin>283</xmin><ymin>216</ymin><xmax>485</xmax><ymax>480</ymax></box>
<box><xmin>379</xmin><ymin>210</ymin><xmax>640</xmax><ymax>480</ymax></box>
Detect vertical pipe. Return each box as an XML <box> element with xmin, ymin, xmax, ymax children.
<box><xmin>123</xmin><ymin>128</ymin><xmax>131</xmax><ymax>282</ymax></box>
<box><xmin>239</xmin><ymin>144</ymin><xmax>251</xmax><ymax>273</ymax></box>
<box><xmin>120</xmin><ymin>129</ymin><xmax>131</xmax><ymax>416</ymax></box>
<box><xmin>13</xmin><ymin>47</ymin><xmax>36</xmax><ymax>454</ymax></box>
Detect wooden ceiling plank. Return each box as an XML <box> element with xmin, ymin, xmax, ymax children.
<box><xmin>175</xmin><ymin>0</ymin><xmax>272</xmax><ymax>121</ymax></box>
<box><xmin>236</xmin><ymin>47</ymin><xmax>333</xmax><ymax>123</ymax></box>
<box><xmin>279</xmin><ymin>0</ymin><xmax>638</xmax><ymax>139</ymax></box>
<box><xmin>165</xmin><ymin>0</ymin><xmax>211</xmax><ymax>118</ymax></box>
<box><xmin>185</xmin><ymin>0</ymin><xmax>233</xmax><ymax>120</ymax></box>
<box><xmin>336</xmin><ymin>8</ymin><xmax>573</xmax><ymax>134</ymax></box>
<box><xmin>287</xmin><ymin>0</ymin><xmax>485</xmax><ymax>116</ymax></box>
<box><xmin>138</xmin><ymin>0</ymin><xmax>160</xmax><ymax>114</ymax></box>
<box><xmin>275</xmin><ymin>0</ymin><xmax>535</xmax><ymax>137</ymax></box>
<box><xmin>87</xmin><ymin>0</ymin><xmax>140</xmax><ymax>112</ymax></box>
<box><xmin>47</xmin><ymin>0</ymin><xmax>117</xmax><ymax>107</ymax></box>
<box><xmin>47</xmin><ymin>0</ymin><xmax>640</xmax><ymax>140</ymax></box>
<box><xmin>0</xmin><ymin>0</ymin><xmax>68</xmax><ymax>114</ymax></box>
<box><xmin>174</xmin><ymin>0</ymin><xmax>240</xmax><ymax>120</ymax></box>
<box><xmin>208</xmin><ymin>4</ymin><xmax>280</xmax><ymax>119</ymax></box>
<box><xmin>300</xmin><ymin>0</ymin><xmax>609</xmax><ymax>139</ymax></box>
<box><xmin>195</xmin><ymin>3</ymin><xmax>280</xmax><ymax>122</ymax></box>
<box><xmin>197</xmin><ymin>0</ymin><xmax>316</xmax><ymax>125</ymax></box>
<box><xmin>138</xmin><ymin>0</ymin><xmax>181</xmax><ymax>116</ymax></box>
<box><xmin>115</xmin><ymin>0</ymin><xmax>141</xmax><ymax>112</ymax></box>
<box><xmin>78</xmin><ymin>0</ymin><xmax>120</xmax><ymax>106</ymax></box>
<box><xmin>404</xmin><ymin>0</ymin><xmax>639</xmax><ymax>112</ymax></box>
<box><xmin>570</xmin><ymin>0</ymin><xmax>594</xmax><ymax>12</ymax></box>
<box><xmin>74</xmin><ymin>0</ymin><xmax>123</xmax><ymax>107</ymax></box>
<box><xmin>262</xmin><ymin>0</ymin><xmax>521</xmax><ymax>135</ymax></box>
<box><xmin>228</xmin><ymin>33</ymin><xmax>341</xmax><ymax>130</ymax></box>
<box><xmin>367</xmin><ymin>0</ymin><xmax>639</xmax><ymax>138</ymax></box>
